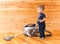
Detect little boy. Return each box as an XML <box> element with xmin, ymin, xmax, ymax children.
<box><xmin>37</xmin><ymin>5</ymin><xmax>46</xmax><ymax>39</ymax></box>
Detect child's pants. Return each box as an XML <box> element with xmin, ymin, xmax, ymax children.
<box><xmin>37</xmin><ymin>21</ymin><xmax>45</xmax><ymax>38</ymax></box>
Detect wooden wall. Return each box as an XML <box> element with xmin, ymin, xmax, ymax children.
<box><xmin>0</xmin><ymin>0</ymin><xmax>60</xmax><ymax>33</ymax></box>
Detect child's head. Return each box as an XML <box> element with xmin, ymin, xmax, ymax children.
<box><xmin>37</xmin><ymin>5</ymin><xmax>45</xmax><ymax>13</ymax></box>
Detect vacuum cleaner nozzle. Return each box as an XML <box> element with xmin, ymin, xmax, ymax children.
<box><xmin>4</xmin><ymin>36</ymin><xmax>14</xmax><ymax>41</ymax></box>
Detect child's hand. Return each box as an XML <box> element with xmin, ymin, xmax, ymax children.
<box><xmin>40</xmin><ymin>20</ymin><xmax>43</xmax><ymax>22</ymax></box>
<box><xmin>39</xmin><ymin>18</ymin><xmax>46</xmax><ymax>22</ymax></box>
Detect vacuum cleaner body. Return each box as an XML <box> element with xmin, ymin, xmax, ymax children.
<box><xmin>23</xmin><ymin>24</ymin><xmax>37</xmax><ymax>36</ymax></box>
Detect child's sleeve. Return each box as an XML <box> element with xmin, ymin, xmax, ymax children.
<box><xmin>43</xmin><ymin>14</ymin><xmax>46</xmax><ymax>18</ymax></box>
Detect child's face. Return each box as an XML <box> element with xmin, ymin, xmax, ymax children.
<box><xmin>37</xmin><ymin>7</ymin><xmax>43</xmax><ymax>13</ymax></box>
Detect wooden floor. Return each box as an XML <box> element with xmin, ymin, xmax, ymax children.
<box><xmin>0</xmin><ymin>30</ymin><xmax>60</xmax><ymax>44</ymax></box>
<box><xmin>0</xmin><ymin>0</ymin><xmax>60</xmax><ymax>44</ymax></box>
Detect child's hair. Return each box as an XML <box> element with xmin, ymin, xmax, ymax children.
<box><xmin>38</xmin><ymin>5</ymin><xmax>45</xmax><ymax>10</ymax></box>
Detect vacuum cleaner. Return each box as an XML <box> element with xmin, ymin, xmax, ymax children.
<box><xmin>4</xmin><ymin>24</ymin><xmax>52</xmax><ymax>41</ymax></box>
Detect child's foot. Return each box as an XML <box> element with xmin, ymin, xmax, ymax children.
<box><xmin>40</xmin><ymin>37</ymin><xmax>45</xmax><ymax>40</ymax></box>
